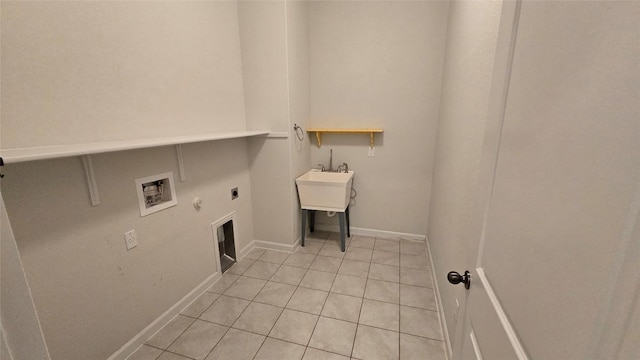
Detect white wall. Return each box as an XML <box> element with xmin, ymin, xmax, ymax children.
<box><xmin>1</xmin><ymin>141</ymin><xmax>255</xmax><ymax>360</ymax></box>
<box><xmin>240</xmin><ymin>0</ymin><xmax>310</xmax><ymax>247</ymax></box>
<box><xmin>0</xmin><ymin>2</ymin><xmax>253</xmax><ymax>360</ymax></box>
<box><xmin>286</xmin><ymin>0</ymin><xmax>312</xmax><ymax>243</ymax></box>
<box><xmin>308</xmin><ymin>1</ymin><xmax>449</xmax><ymax>236</ymax></box>
<box><xmin>427</xmin><ymin>0</ymin><xmax>503</xmax><ymax>344</ymax></box>
<box><xmin>0</xmin><ymin>1</ymin><xmax>246</xmax><ymax>148</ymax></box>
<box><xmin>239</xmin><ymin>1</ymin><xmax>294</xmax><ymax>246</ymax></box>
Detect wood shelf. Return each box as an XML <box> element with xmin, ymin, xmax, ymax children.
<box><xmin>306</xmin><ymin>128</ymin><xmax>383</xmax><ymax>147</ymax></box>
<box><xmin>0</xmin><ymin>130</ymin><xmax>271</xmax><ymax>164</ymax></box>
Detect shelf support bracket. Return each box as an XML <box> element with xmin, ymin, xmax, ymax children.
<box><xmin>81</xmin><ymin>155</ymin><xmax>101</xmax><ymax>207</ymax></box>
<box><xmin>370</xmin><ymin>132</ymin><xmax>375</xmax><ymax>147</ymax></box>
<box><xmin>176</xmin><ymin>145</ymin><xmax>186</xmax><ymax>182</ymax></box>
<box><xmin>315</xmin><ymin>132</ymin><xmax>322</xmax><ymax>147</ymax></box>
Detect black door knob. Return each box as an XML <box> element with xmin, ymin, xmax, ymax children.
<box><xmin>447</xmin><ymin>270</ymin><xmax>471</xmax><ymax>289</ymax></box>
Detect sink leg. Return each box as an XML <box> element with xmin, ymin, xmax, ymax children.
<box><xmin>309</xmin><ymin>210</ymin><xmax>316</xmax><ymax>233</ymax></box>
<box><xmin>301</xmin><ymin>209</ymin><xmax>307</xmax><ymax>247</ymax></box>
<box><xmin>346</xmin><ymin>206</ymin><xmax>351</xmax><ymax>238</ymax></box>
<box><xmin>338</xmin><ymin>212</ymin><xmax>346</xmax><ymax>252</ymax></box>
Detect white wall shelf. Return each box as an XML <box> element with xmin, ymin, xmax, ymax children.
<box><xmin>306</xmin><ymin>128</ymin><xmax>383</xmax><ymax>148</ymax></box>
<box><xmin>0</xmin><ymin>130</ymin><xmax>271</xmax><ymax>164</ymax></box>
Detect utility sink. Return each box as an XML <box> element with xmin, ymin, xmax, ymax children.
<box><xmin>296</xmin><ymin>169</ymin><xmax>355</xmax><ymax>212</ymax></box>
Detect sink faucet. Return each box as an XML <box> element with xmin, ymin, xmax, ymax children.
<box><xmin>337</xmin><ymin>163</ymin><xmax>349</xmax><ymax>173</ymax></box>
<box><xmin>317</xmin><ymin>164</ymin><xmax>326</xmax><ymax>172</ymax></box>
<box><xmin>328</xmin><ymin>149</ymin><xmax>333</xmax><ymax>172</ymax></box>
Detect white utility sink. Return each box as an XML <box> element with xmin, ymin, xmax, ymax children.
<box><xmin>296</xmin><ymin>169</ymin><xmax>355</xmax><ymax>212</ymax></box>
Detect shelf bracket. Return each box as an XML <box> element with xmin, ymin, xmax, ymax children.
<box><xmin>315</xmin><ymin>132</ymin><xmax>322</xmax><ymax>148</ymax></box>
<box><xmin>370</xmin><ymin>132</ymin><xmax>375</xmax><ymax>147</ymax></box>
<box><xmin>176</xmin><ymin>145</ymin><xmax>186</xmax><ymax>182</ymax></box>
<box><xmin>81</xmin><ymin>155</ymin><xmax>101</xmax><ymax>207</ymax></box>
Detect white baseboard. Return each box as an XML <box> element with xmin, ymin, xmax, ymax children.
<box><xmin>241</xmin><ymin>238</ymin><xmax>298</xmax><ymax>255</ymax></box>
<box><xmin>426</xmin><ymin>237</ymin><xmax>452</xmax><ymax>359</ymax></box>
<box><xmin>313</xmin><ymin>224</ymin><xmax>426</xmax><ymax>242</ymax></box>
<box><xmin>107</xmin><ymin>272</ymin><xmax>221</xmax><ymax>360</ymax></box>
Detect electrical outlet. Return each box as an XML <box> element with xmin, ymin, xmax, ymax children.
<box><xmin>368</xmin><ymin>146</ymin><xmax>375</xmax><ymax>157</ymax></box>
<box><xmin>124</xmin><ymin>230</ymin><xmax>138</xmax><ymax>250</ymax></box>
<box><xmin>231</xmin><ymin>187</ymin><xmax>239</xmax><ymax>200</ymax></box>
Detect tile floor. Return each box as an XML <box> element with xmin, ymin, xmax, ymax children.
<box><xmin>127</xmin><ymin>231</ymin><xmax>446</xmax><ymax>360</ymax></box>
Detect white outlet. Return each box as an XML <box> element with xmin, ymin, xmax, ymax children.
<box><xmin>124</xmin><ymin>230</ymin><xmax>138</xmax><ymax>250</ymax></box>
<box><xmin>368</xmin><ymin>146</ymin><xmax>375</xmax><ymax>157</ymax></box>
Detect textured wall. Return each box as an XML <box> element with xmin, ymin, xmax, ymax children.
<box><xmin>308</xmin><ymin>1</ymin><xmax>449</xmax><ymax>235</ymax></box>
<box><xmin>1</xmin><ymin>1</ymin><xmax>246</xmax><ymax>148</ymax></box>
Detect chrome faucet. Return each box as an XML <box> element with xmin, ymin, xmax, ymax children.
<box><xmin>317</xmin><ymin>164</ymin><xmax>326</xmax><ymax>172</ymax></box>
<box><xmin>336</xmin><ymin>163</ymin><xmax>349</xmax><ymax>173</ymax></box>
<box><xmin>328</xmin><ymin>149</ymin><xmax>333</xmax><ymax>172</ymax></box>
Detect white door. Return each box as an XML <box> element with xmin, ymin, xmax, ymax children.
<box><xmin>453</xmin><ymin>1</ymin><xmax>640</xmax><ymax>359</ymax></box>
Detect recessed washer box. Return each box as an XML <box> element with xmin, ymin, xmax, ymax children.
<box><xmin>135</xmin><ymin>172</ymin><xmax>178</xmax><ymax>217</ymax></box>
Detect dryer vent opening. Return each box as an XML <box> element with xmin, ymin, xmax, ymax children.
<box><xmin>216</xmin><ymin>220</ymin><xmax>236</xmax><ymax>273</ymax></box>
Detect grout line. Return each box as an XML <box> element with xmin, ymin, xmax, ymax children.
<box><xmin>137</xmin><ymin>232</ymin><xmax>443</xmax><ymax>360</ymax></box>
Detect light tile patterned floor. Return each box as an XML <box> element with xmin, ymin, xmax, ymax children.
<box><xmin>128</xmin><ymin>232</ymin><xmax>446</xmax><ymax>360</ymax></box>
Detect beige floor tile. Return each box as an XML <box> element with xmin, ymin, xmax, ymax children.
<box><xmin>297</xmin><ymin>241</ymin><xmax>324</xmax><ymax>255</ymax></box>
<box><xmin>269</xmin><ymin>309</ymin><xmax>319</xmax><ymax>346</ymax></box>
<box><xmin>254</xmin><ymin>337</ymin><xmax>306</xmax><ymax>360</ymax></box>
<box><xmin>309</xmin><ymin>317</ymin><xmax>357</xmax><ymax>357</ymax></box>
<box><xmin>368</xmin><ymin>263</ymin><xmax>400</xmax><ymax>283</ymax></box>
<box><xmin>146</xmin><ymin>315</ymin><xmax>195</xmax><ymax>349</ymax></box>
<box><xmin>374</xmin><ymin>239</ymin><xmax>400</xmax><ymax>253</ymax></box>
<box><xmin>330</xmin><ymin>274</ymin><xmax>367</xmax><ymax>298</ymax></box>
<box><xmin>242</xmin><ymin>261</ymin><xmax>280</xmax><ymax>280</ymax></box>
<box><xmin>207</xmin><ymin>273</ymin><xmax>239</xmax><ymax>294</ymax></box>
<box><xmin>343</xmin><ymin>247</ymin><xmax>373</xmax><ymax>262</ymax></box>
<box><xmin>321</xmin><ymin>293</ymin><xmax>363</xmax><ymax>323</ymax></box>
<box><xmin>270</xmin><ymin>265</ymin><xmax>307</xmax><ymax>286</ymax></box>
<box><xmin>127</xmin><ymin>344</ymin><xmax>163</xmax><ymax>360</ymax></box>
<box><xmin>258</xmin><ymin>250</ymin><xmax>291</xmax><ymax>264</ymax></box>
<box><xmin>349</xmin><ymin>235</ymin><xmax>376</xmax><ymax>249</ymax></box>
<box><xmin>284</xmin><ymin>252</ymin><xmax>317</xmax><ymax>268</ymax></box>
<box><xmin>310</xmin><ymin>256</ymin><xmax>343</xmax><ymax>273</ymax></box>
<box><xmin>307</xmin><ymin>230</ymin><xmax>331</xmax><ymax>240</ymax></box>
<box><xmin>400</xmin><ymin>333</ymin><xmax>446</xmax><ymax>360</ymax></box>
<box><xmin>200</xmin><ymin>295</ymin><xmax>250</xmax><ymax>326</ymax></box>
<box><xmin>364</xmin><ymin>279</ymin><xmax>400</xmax><ymax>304</ymax></box>
<box><xmin>352</xmin><ymin>325</ymin><xmax>399</xmax><ymax>360</ymax></box>
<box><xmin>400</xmin><ymin>253</ymin><xmax>430</xmax><ymax>270</ymax></box>
<box><xmin>232</xmin><ymin>302</ymin><xmax>282</xmax><ymax>335</ymax></box>
<box><xmin>338</xmin><ymin>259</ymin><xmax>370</xmax><ymax>278</ymax></box>
<box><xmin>181</xmin><ymin>292</ymin><xmax>219</xmax><ymax>318</ymax></box>
<box><xmin>371</xmin><ymin>250</ymin><xmax>401</xmax><ymax>266</ymax></box>
<box><xmin>400</xmin><ymin>306</ymin><xmax>442</xmax><ymax>340</ymax></box>
<box><xmin>302</xmin><ymin>347</ymin><xmax>350</xmax><ymax>360</ymax></box>
<box><xmin>157</xmin><ymin>352</ymin><xmax>191</xmax><ymax>360</ymax></box>
<box><xmin>399</xmin><ymin>268</ymin><xmax>433</xmax><ymax>288</ymax></box>
<box><xmin>253</xmin><ymin>281</ymin><xmax>297</xmax><ymax>307</ymax></box>
<box><xmin>205</xmin><ymin>328</ymin><xmax>265</xmax><ymax>360</ymax></box>
<box><xmin>319</xmin><ymin>243</ymin><xmax>346</xmax><ymax>258</ymax></box>
<box><xmin>399</xmin><ymin>240</ymin><xmax>427</xmax><ymax>255</ymax></box>
<box><xmin>244</xmin><ymin>248</ymin><xmax>266</xmax><ymax>260</ymax></box>
<box><xmin>359</xmin><ymin>299</ymin><xmax>399</xmax><ymax>331</ymax></box>
<box><xmin>286</xmin><ymin>287</ymin><xmax>328</xmax><ymax>315</ymax></box>
<box><xmin>223</xmin><ymin>276</ymin><xmax>266</xmax><ymax>300</ymax></box>
<box><xmin>226</xmin><ymin>259</ymin><xmax>255</xmax><ymax>275</ymax></box>
<box><xmin>300</xmin><ymin>269</ymin><xmax>337</xmax><ymax>292</ymax></box>
<box><xmin>167</xmin><ymin>319</ymin><xmax>227</xmax><ymax>360</ymax></box>
<box><xmin>400</xmin><ymin>284</ymin><xmax>436</xmax><ymax>310</ymax></box>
